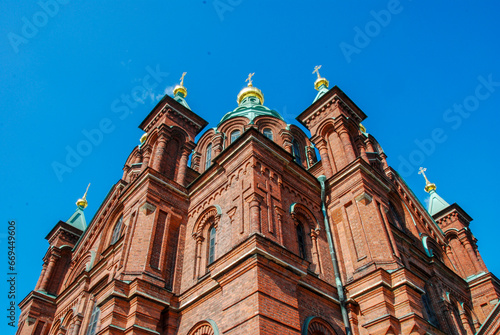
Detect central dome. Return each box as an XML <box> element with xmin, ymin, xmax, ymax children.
<box><xmin>219</xmin><ymin>95</ymin><xmax>284</xmax><ymax>125</ymax></box>
<box><xmin>219</xmin><ymin>75</ymin><xmax>284</xmax><ymax>125</ymax></box>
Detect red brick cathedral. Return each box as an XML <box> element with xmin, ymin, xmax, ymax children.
<box><xmin>17</xmin><ymin>70</ymin><xmax>500</xmax><ymax>335</ymax></box>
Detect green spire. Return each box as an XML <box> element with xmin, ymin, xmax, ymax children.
<box><xmin>427</xmin><ymin>189</ymin><xmax>450</xmax><ymax>216</ymax></box>
<box><xmin>66</xmin><ymin>184</ymin><xmax>90</xmax><ymax>231</ymax></box>
<box><xmin>419</xmin><ymin>168</ymin><xmax>450</xmax><ymax>216</ymax></box>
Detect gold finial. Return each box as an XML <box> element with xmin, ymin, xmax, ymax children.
<box><xmin>173</xmin><ymin>72</ymin><xmax>188</xmax><ymax>97</ymax></box>
<box><xmin>237</xmin><ymin>73</ymin><xmax>264</xmax><ymax>104</ymax></box>
<box><xmin>313</xmin><ymin>65</ymin><xmax>329</xmax><ymax>91</ymax></box>
<box><xmin>180</xmin><ymin>72</ymin><xmax>187</xmax><ymax>86</ymax></box>
<box><xmin>418</xmin><ymin>167</ymin><xmax>437</xmax><ymax>193</ymax></box>
<box><xmin>76</xmin><ymin>183</ymin><xmax>90</xmax><ymax>209</ymax></box>
<box><xmin>313</xmin><ymin>65</ymin><xmax>322</xmax><ymax>79</ymax></box>
<box><xmin>140</xmin><ymin>133</ymin><xmax>147</xmax><ymax>144</ymax></box>
<box><xmin>245</xmin><ymin>73</ymin><xmax>255</xmax><ymax>87</ymax></box>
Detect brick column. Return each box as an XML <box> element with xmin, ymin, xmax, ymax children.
<box><xmin>39</xmin><ymin>254</ymin><xmax>58</xmax><ymax>292</ymax></box>
<box><xmin>314</xmin><ymin>139</ymin><xmax>334</xmax><ymax>177</ymax></box>
<box><xmin>446</xmin><ymin>245</ymin><xmax>464</xmax><ymax>277</ymax></box>
<box><xmin>194</xmin><ymin>236</ymin><xmax>204</xmax><ymax>279</ymax></box>
<box><xmin>380</xmin><ymin>152</ymin><xmax>388</xmax><ymax>169</ymax></box>
<box><xmin>35</xmin><ymin>263</ymin><xmax>47</xmax><ymax>290</ymax></box>
<box><xmin>247</xmin><ymin>194</ymin><xmax>262</xmax><ymax>234</ymax></box>
<box><xmin>191</xmin><ymin>151</ymin><xmax>201</xmax><ymax>172</ymax></box>
<box><xmin>337</xmin><ymin>126</ymin><xmax>356</xmax><ymax>163</ymax></box>
<box><xmin>460</xmin><ymin>236</ymin><xmax>480</xmax><ymax>273</ymax></box>
<box><xmin>152</xmin><ymin>134</ymin><xmax>169</xmax><ymax>171</ymax></box>
<box><xmin>365</xmin><ymin>138</ymin><xmax>375</xmax><ymax>152</ymax></box>
<box><xmin>310</xmin><ymin>229</ymin><xmax>321</xmax><ymax>274</ymax></box>
<box><xmin>356</xmin><ymin>138</ymin><xmax>368</xmax><ymax>162</ymax></box>
<box><xmin>141</xmin><ymin>148</ymin><xmax>151</xmax><ymax>171</ymax></box>
<box><xmin>71</xmin><ymin>318</ymin><xmax>82</xmax><ymax>335</ymax></box>
<box><xmin>212</xmin><ymin>133</ymin><xmax>224</xmax><ymax>156</ymax></box>
<box><xmin>279</xmin><ymin>130</ymin><xmax>293</xmax><ymax>154</ymax></box>
<box><xmin>175</xmin><ymin>147</ymin><xmax>192</xmax><ymax>185</ymax></box>
<box><xmin>459</xmin><ymin>306</ymin><xmax>474</xmax><ymax>335</ymax></box>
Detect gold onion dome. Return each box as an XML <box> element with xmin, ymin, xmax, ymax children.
<box><xmin>313</xmin><ymin>65</ymin><xmax>329</xmax><ymax>91</ymax></box>
<box><xmin>140</xmin><ymin>133</ymin><xmax>147</xmax><ymax>144</ymax></box>
<box><xmin>237</xmin><ymin>73</ymin><xmax>264</xmax><ymax>105</ymax></box>
<box><xmin>173</xmin><ymin>72</ymin><xmax>188</xmax><ymax>98</ymax></box>
<box><xmin>418</xmin><ymin>167</ymin><xmax>437</xmax><ymax>193</ymax></box>
<box><xmin>76</xmin><ymin>183</ymin><xmax>90</xmax><ymax>209</ymax></box>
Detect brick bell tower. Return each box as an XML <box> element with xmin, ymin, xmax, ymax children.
<box><xmin>17</xmin><ymin>69</ymin><xmax>500</xmax><ymax>335</ymax></box>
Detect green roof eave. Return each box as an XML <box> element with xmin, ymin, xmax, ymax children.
<box><xmin>218</xmin><ymin>105</ymin><xmax>284</xmax><ymax>126</ymax></box>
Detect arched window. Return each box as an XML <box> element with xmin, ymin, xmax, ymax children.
<box><xmin>192</xmin><ymin>206</ymin><xmax>221</xmax><ymax>278</ymax></box>
<box><xmin>389</xmin><ymin>202</ymin><xmax>404</xmax><ymax>230</ymax></box>
<box><xmin>296</xmin><ymin>222</ymin><xmax>307</xmax><ymax>259</ymax></box>
<box><xmin>110</xmin><ymin>216</ymin><xmax>123</xmax><ymax>245</ymax></box>
<box><xmin>293</xmin><ymin>139</ymin><xmax>302</xmax><ymax>165</ymax></box>
<box><xmin>205</xmin><ymin>143</ymin><xmax>212</xmax><ymax>170</ymax></box>
<box><xmin>208</xmin><ymin>226</ymin><xmax>216</xmax><ymax>265</ymax></box>
<box><xmin>422</xmin><ymin>291</ymin><xmax>439</xmax><ymax>327</ymax></box>
<box><xmin>263</xmin><ymin>128</ymin><xmax>273</xmax><ymax>140</ymax></box>
<box><xmin>85</xmin><ymin>304</ymin><xmax>100</xmax><ymax>335</ymax></box>
<box><xmin>230</xmin><ymin>130</ymin><xmax>241</xmax><ymax>143</ymax></box>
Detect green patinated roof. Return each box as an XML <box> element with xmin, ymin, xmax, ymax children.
<box><xmin>313</xmin><ymin>83</ymin><xmax>329</xmax><ymax>103</ymax></box>
<box><xmin>66</xmin><ymin>205</ymin><xmax>87</xmax><ymax>231</ymax></box>
<box><xmin>428</xmin><ymin>189</ymin><xmax>450</xmax><ymax>216</ymax></box>
<box><xmin>219</xmin><ymin>95</ymin><xmax>284</xmax><ymax>126</ymax></box>
<box><xmin>174</xmin><ymin>92</ymin><xmax>191</xmax><ymax>109</ymax></box>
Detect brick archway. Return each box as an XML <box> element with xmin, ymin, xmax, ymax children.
<box><xmin>187</xmin><ymin>320</ymin><xmax>219</xmax><ymax>335</ymax></box>
<box><xmin>302</xmin><ymin>316</ymin><xmax>338</xmax><ymax>335</ymax></box>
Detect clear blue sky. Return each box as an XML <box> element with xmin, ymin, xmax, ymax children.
<box><xmin>2</xmin><ymin>1</ymin><xmax>500</xmax><ymax>333</ymax></box>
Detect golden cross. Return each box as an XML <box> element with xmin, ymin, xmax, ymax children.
<box><xmin>180</xmin><ymin>72</ymin><xmax>187</xmax><ymax>86</ymax></box>
<box><xmin>245</xmin><ymin>73</ymin><xmax>255</xmax><ymax>86</ymax></box>
<box><xmin>418</xmin><ymin>167</ymin><xmax>430</xmax><ymax>184</ymax></box>
<box><xmin>82</xmin><ymin>183</ymin><xmax>91</xmax><ymax>200</ymax></box>
<box><xmin>313</xmin><ymin>65</ymin><xmax>322</xmax><ymax>79</ymax></box>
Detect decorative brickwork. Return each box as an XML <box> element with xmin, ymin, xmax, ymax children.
<box><xmin>17</xmin><ymin>85</ymin><xmax>500</xmax><ymax>335</ymax></box>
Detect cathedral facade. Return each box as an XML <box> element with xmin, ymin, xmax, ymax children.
<box><xmin>17</xmin><ymin>70</ymin><xmax>500</xmax><ymax>335</ymax></box>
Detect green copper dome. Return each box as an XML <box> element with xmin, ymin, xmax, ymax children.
<box><xmin>219</xmin><ymin>95</ymin><xmax>284</xmax><ymax>125</ymax></box>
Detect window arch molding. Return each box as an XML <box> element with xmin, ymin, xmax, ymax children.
<box><xmin>302</xmin><ymin>316</ymin><xmax>339</xmax><ymax>335</ymax></box>
<box><xmin>192</xmin><ymin>205</ymin><xmax>222</xmax><ymax>278</ymax></box>
<box><xmin>290</xmin><ymin>203</ymin><xmax>322</xmax><ymax>272</ymax></box>
<box><xmin>187</xmin><ymin>319</ymin><xmax>220</xmax><ymax>335</ymax></box>
<box><xmin>192</xmin><ymin>205</ymin><xmax>222</xmax><ymax>238</ymax></box>
<box><xmin>290</xmin><ymin>203</ymin><xmax>320</xmax><ymax>230</ymax></box>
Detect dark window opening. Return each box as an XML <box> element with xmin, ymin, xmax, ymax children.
<box><xmin>263</xmin><ymin>128</ymin><xmax>273</xmax><ymax>140</ymax></box>
<box><xmin>208</xmin><ymin>226</ymin><xmax>216</xmax><ymax>265</ymax></box>
<box><xmin>230</xmin><ymin>130</ymin><xmax>241</xmax><ymax>143</ymax></box>
<box><xmin>293</xmin><ymin>139</ymin><xmax>302</xmax><ymax>165</ymax></box>
<box><xmin>296</xmin><ymin>223</ymin><xmax>307</xmax><ymax>259</ymax></box>
<box><xmin>205</xmin><ymin>143</ymin><xmax>212</xmax><ymax>170</ymax></box>
<box><xmin>110</xmin><ymin>216</ymin><xmax>123</xmax><ymax>245</ymax></box>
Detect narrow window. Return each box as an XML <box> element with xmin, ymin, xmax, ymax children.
<box><xmin>86</xmin><ymin>304</ymin><xmax>100</xmax><ymax>335</ymax></box>
<box><xmin>208</xmin><ymin>226</ymin><xmax>216</xmax><ymax>265</ymax></box>
<box><xmin>263</xmin><ymin>128</ymin><xmax>273</xmax><ymax>140</ymax></box>
<box><xmin>110</xmin><ymin>216</ymin><xmax>123</xmax><ymax>245</ymax></box>
<box><xmin>230</xmin><ymin>130</ymin><xmax>241</xmax><ymax>143</ymax></box>
<box><xmin>205</xmin><ymin>143</ymin><xmax>212</xmax><ymax>170</ymax></box>
<box><xmin>296</xmin><ymin>223</ymin><xmax>307</xmax><ymax>259</ymax></box>
<box><xmin>389</xmin><ymin>202</ymin><xmax>404</xmax><ymax>230</ymax></box>
<box><xmin>422</xmin><ymin>293</ymin><xmax>439</xmax><ymax>327</ymax></box>
<box><xmin>293</xmin><ymin>139</ymin><xmax>302</xmax><ymax>165</ymax></box>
